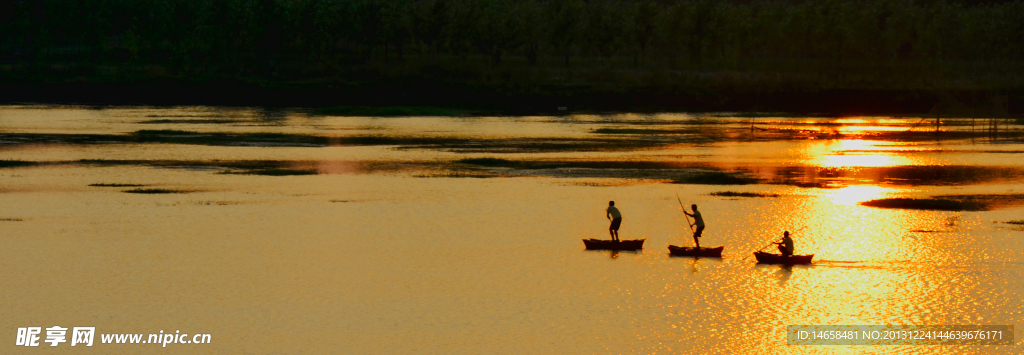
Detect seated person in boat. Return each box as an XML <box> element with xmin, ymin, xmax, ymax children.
<box><xmin>606</xmin><ymin>201</ymin><xmax>622</xmax><ymax>241</ymax></box>
<box><xmin>682</xmin><ymin>204</ymin><xmax>705</xmax><ymax>248</ymax></box>
<box><xmin>775</xmin><ymin>231</ymin><xmax>794</xmax><ymax>256</ymax></box>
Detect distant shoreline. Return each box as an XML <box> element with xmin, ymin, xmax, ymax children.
<box><xmin>2</xmin><ymin>80</ymin><xmax>1021</xmax><ymax>117</ymax></box>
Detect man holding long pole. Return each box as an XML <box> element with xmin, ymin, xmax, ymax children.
<box><xmin>682</xmin><ymin>204</ymin><xmax>705</xmax><ymax>248</ymax></box>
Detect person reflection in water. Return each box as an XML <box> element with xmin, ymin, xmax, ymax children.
<box><xmin>775</xmin><ymin>231</ymin><xmax>794</xmax><ymax>256</ymax></box>
<box><xmin>606</xmin><ymin>201</ymin><xmax>622</xmax><ymax>241</ymax></box>
<box><xmin>682</xmin><ymin>204</ymin><xmax>704</xmax><ymax>248</ymax></box>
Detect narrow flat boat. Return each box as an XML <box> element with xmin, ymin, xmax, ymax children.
<box><xmin>582</xmin><ymin>239</ymin><xmax>645</xmax><ymax>251</ymax></box>
<box><xmin>753</xmin><ymin>251</ymin><xmax>813</xmax><ymax>265</ymax></box>
<box><xmin>668</xmin><ymin>245</ymin><xmax>723</xmax><ymax>257</ymax></box>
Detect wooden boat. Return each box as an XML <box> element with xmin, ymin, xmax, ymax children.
<box><xmin>668</xmin><ymin>245</ymin><xmax>723</xmax><ymax>257</ymax></box>
<box><xmin>582</xmin><ymin>239</ymin><xmax>645</xmax><ymax>251</ymax></box>
<box><xmin>753</xmin><ymin>251</ymin><xmax>813</xmax><ymax>265</ymax></box>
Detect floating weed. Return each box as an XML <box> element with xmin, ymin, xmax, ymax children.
<box><xmin>710</xmin><ymin>191</ymin><xmax>781</xmax><ymax>197</ymax></box>
<box><xmin>134</xmin><ymin>129</ymin><xmax>196</xmax><ymax>136</ymax></box>
<box><xmin>413</xmin><ymin>170</ymin><xmax>496</xmax><ymax>178</ymax></box>
<box><xmin>674</xmin><ymin>171</ymin><xmax>759</xmax><ymax>185</ymax></box>
<box><xmin>89</xmin><ymin>183</ymin><xmax>146</xmax><ymax>187</ymax></box>
<box><xmin>139</xmin><ymin>119</ymin><xmax>239</xmax><ymax>124</ymax></box>
<box><xmin>130</xmin><ymin>130</ymin><xmax>328</xmax><ymax>147</ymax></box>
<box><xmin>192</xmin><ymin>200</ymin><xmax>241</xmax><ymax>206</ymax></box>
<box><xmin>0</xmin><ymin>160</ymin><xmax>37</xmax><ymax>168</ymax></box>
<box><xmin>592</xmin><ymin>127</ymin><xmax>702</xmax><ymax>135</ymax></box>
<box><xmin>859</xmin><ymin>198</ymin><xmax>986</xmax><ymax>211</ymax></box>
<box><xmin>123</xmin><ymin>188</ymin><xmax>190</xmax><ymax>194</ymax></box>
<box><xmin>0</xmin><ymin>218</ymin><xmax>24</xmax><ymax>222</ymax></box>
<box><xmin>936</xmin><ymin>194</ymin><xmax>1024</xmax><ymax>210</ymax></box>
<box><xmin>557</xmin><ymin>181</ymin><xmax>627</xmax><ymax>187</ymax></box>
<box><xmin>712</xmin><ymin>112</ymin><xmax>844</xmax><ymax>118</ymax></box>
<box><xmin>456</xmin><ymin>158</ymin><xmax>519</xmax><ymax>167</ymax></box>
<box><xmin>221</xmin><ymin>169</ymin><xmax>318</xmax><ymax>176</ymax></box>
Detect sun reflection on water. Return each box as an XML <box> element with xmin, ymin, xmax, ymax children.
<box><xmin>793</xmin><ymin>184</ymin><xmax>915</xmax><ymax>263</ymax></box>
<box><xmin>835</xmin><ymin>125</ymin><xmax>908</xmax><ymax>133</ymax></box>
<box><xmin>807</xmin><ymin>139</ymin><xmax>925</xmax><ymax>168</ymax></box>
<box><xmin>825</xmin><ymin>185</ymin><xmax>889</xmax><ymax>206</ymax></box>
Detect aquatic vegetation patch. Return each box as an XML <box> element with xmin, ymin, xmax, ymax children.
<box><xmin>591</xmin><ymin>128</ymin><xmax>698</xmax><ymax>135</ymax></box>
<box><xmin>859</xmin><ymin>198</ymin><xmax>985</xmax><ymax>211</ymax></box>
<box><xmin>0</xmin><ymin>160</ymin><xmax>37</xmax><ymax>168</ymax></box>
<box><xmin>413</xmin><ymin>170</ymin><xmax>497</xmax><ymax>178</ymax></box>
<box><xmin>139</xmin><ymin>119</ymin><xmax>240</xmax><ymax>124</ymax></box>
<box><xmin>935</xmin><ymin>194</ymin><xmax>1024</xmax><ymax>210</ymax></box>
<box><xmin>1003</xmin><ymin>220</ymin><xmax>1024</xmax><ymax>225</ymax></box>
<box><xmin>789</xmin><ymin>182</ymin><xmax>842</xmax><ymax>189</ymax></box>
<box><xmin>0</xmin><ymin>131</ymin><xmax>328</xmax><ymax>147</ymax></box>
<box><xmin>0</xmin><ymin>218</ymin><xmax>24</xmax><ymax>222</ymax></box>
<box><xmin>710</xmin><ymin>191</ymin><xmax>780</xmax><ymax>197</ymax></box>
<box><xmin>192</xmin><ymin>200</ymin><xmax>242</xmax><ymax>206</ymax></box>
<box><xmin>74</xmin><ymin>159</ymin><xmax>383</xmax><ymax>175</ymax></box>
<box><xmin>312</xmin><ymin>106</ymin><xmax>460</xmax><ymax>117</ymax></box>
<box><xmin>713</xmin><ymin>112</ymin><xmax>839</xmax><ymax>118</ymax></box>
<box><xmin>673</xmin><ymin>171</ymin><xmax>759</xmax><ymax>185</ymax></box>
<box><xmin>865</xmin><ymin>129</ymin><xmax>1024</xmax><ymax>142</ymax></box>
<box><xmin>593</xmin><ymin>128</ymin><xmax>657</xmax><ymax>134</ymax></box>
<box><xmin>222</xmin><ymin>169</ymin><xmax>318</xmax><ymax>176</ymax></box>
<box><xmin>419</xmin><ymin>138</ymin><xmax>674</xmax><ymax>152</ymax></box>
<box><xmin>456</xmin><ymin>158</ymin><xmax>519</xmax><ymax>167</ymax></box>
<box><xmin>452</xmin><ymin>159</ymin><xmax>767</xmax><ymax>184</ymax></box>
<box><xmin>3</xmin><ymin>132</ymin><xmax>677</xmax><ymax>151</ymax></box>
<box><xmin>874</xmin><ymin>166</ymin><xmax>1024</xmax><ymax>185</ymax></box>
<box><xmin>131</xmin><ymin>130</ymin><xmax>329</xmax><ymax>147</ymax></box>
<box><xmin>456</xmin><ymin>159</ymin><xmax>689</xmax><ymax>176</ymax></box>
<box><xmin>557</xmin><ymin>181</ymin><xmax>628</xmax><ymax>187</ymax></box>
<box><xmin>89</xmin><ymin>183</ymin><xmax>146</xmax><ymax>187</ymax></box>
<box><xmin>123</xmin><ymin>188</ymin><xmax>190</xmax><ymax>194</ymax></box>
<box><xmin>766</xmin><ymin>165</ymin><xmax>1024</xmax><ymax>187</ymax></box>
<box><xmin>134</xmin><ymin>129</ymin><xmax>196</xmax><ymax>136</ymax></box>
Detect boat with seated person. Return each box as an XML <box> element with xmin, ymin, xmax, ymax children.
<box><xmin>753</xmin><ymin>251</ymin><xmax>813</xmax><ymax>265</ymax></box>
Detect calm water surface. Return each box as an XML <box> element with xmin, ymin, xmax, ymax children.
<box><xmin>1</xmin><ymin>106</ymin><xmax>1022</xmax><ymax>354</ymax></box>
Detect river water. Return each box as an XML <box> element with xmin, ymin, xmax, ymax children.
<box><xmin>1</xmin><ymin>106</ymin><xmax>1022</xmax><ymax>354</ymax></box>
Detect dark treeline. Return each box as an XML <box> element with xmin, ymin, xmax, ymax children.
<box><xmin>2</xmin><ymin>0</ymin><xmax>1024</xmax><ymax>111</ymax></box>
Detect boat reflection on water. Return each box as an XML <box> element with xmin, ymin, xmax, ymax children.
<box><xmin>685</xmin><ymin>257</ymin><xmax>721</xmax><ymax>274</ymax></box>
<box><xmin>754</xmin><ymin>263</ymin><xmax>813</xmax><ymax>287</ymax></box>
<box><xmin>587</xmin><ymin>249</ymin><xmax>642</xmax><ymax>260</ymax></box>
<box><xmin>773</xmin><ymin>265</ymin><xmax>793</xmax><ymax>286</ymax></box>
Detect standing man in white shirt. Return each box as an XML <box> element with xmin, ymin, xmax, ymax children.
<box><xmin>606</xmin><ymin>201</ymin><xmax>622</xmax><ymax>241</ymax></box>
<box><xmin>683</xmin><ymin>204</ymin><xmax>705</xmax><ymax>248</ymax></box>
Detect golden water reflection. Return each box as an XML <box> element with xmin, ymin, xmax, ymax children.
<box><xmin>807</xmin><ymin>139</ymin><xmax>927</xmax><ymax>168</ymax></box>
<box><xmin>1</xmin><ymin>106</ymin><xmax>1022</xmax><ymax>354</ymax></box>
<box><xmin>824</xmin><ymin>185</ymin><xmax>890</xmax><ymax>206</ymax></box>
